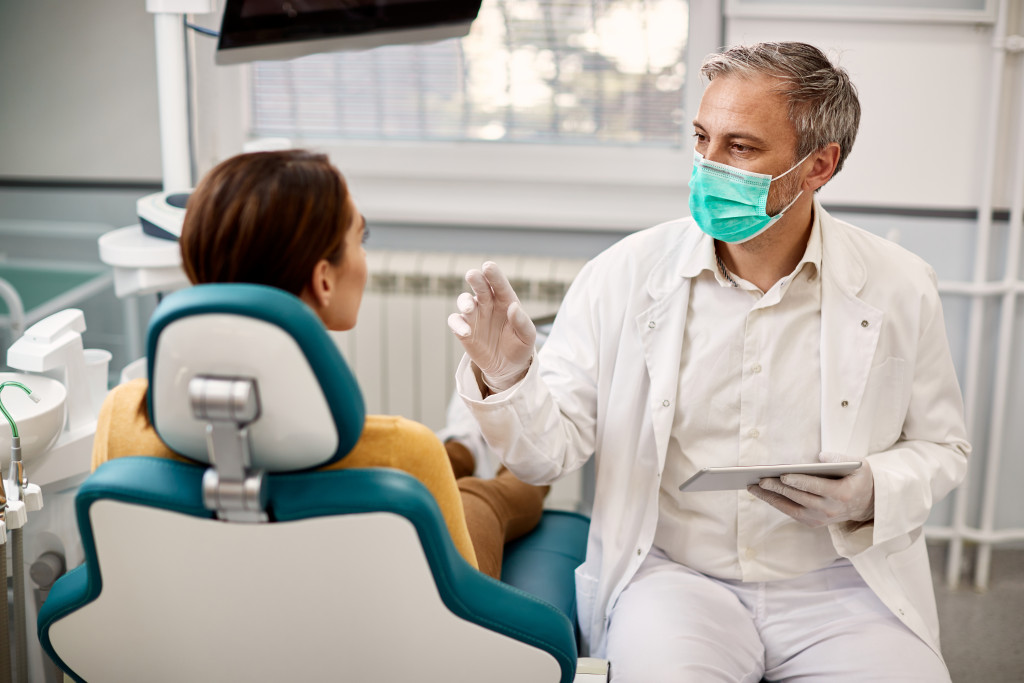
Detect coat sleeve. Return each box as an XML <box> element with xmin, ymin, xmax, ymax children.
<box><xmin>832</xmin><ymin>268</ymin><xmax>970</xmax><ymax>556</ymax></box>
<box><xmin>455</xmin><ymin>259</ymin><xmax>604</xmax><ymax>486</ymax></box>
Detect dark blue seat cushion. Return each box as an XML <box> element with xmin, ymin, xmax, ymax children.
<box><xmin>501</xmin><ymin>510</ymin><xmax>589</xmax><ymax>628</ymax></box>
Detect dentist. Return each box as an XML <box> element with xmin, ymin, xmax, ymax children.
<box><xmin>449</xmin><ymin>42</ymin><xmax>968</xmax><ymax>681</ymax></box>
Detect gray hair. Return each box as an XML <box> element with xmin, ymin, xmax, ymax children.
<box><xmin>701</xmin><ymin>42</ymin><xmax>861</xmax><ymax>180</ymax></box>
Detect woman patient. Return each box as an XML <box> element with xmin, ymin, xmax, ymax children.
<box><xmin>92</xmin><ymin>149</ymin><xmax>548</xmax><ymax>579</ymax></box>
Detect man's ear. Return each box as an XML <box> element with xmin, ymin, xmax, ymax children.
<box><xmin>805</xmin><ymin>142</ymin><xmax>841</xmax><ymax>192</ymax></box>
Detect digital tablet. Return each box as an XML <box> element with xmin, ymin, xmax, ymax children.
<box><xmin>678</xmin><ymin>462</ymin><xmax>862</xmax><ymax>492</ymax></box>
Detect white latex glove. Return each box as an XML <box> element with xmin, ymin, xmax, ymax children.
<box><xmin>447</xmin><ymin>261</ymin><xmax>537</xmax><ymax>392</ymax></box>
<box><xmin>747</xmin><ymin>452</ymin><xmax>875</xmax><ymax>528</ymax></box>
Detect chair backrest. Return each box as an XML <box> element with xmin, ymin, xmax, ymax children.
<box><xmin>147</xmin><ymin>283</ymin><xmax>365</xmax><ymax>472</ymax></box>
<box><xmin>37</xmin><ymin>283</ymin><xmax>578</xmax><ymax>682</ymax></box>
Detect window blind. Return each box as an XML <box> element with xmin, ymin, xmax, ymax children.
<box><xmin>250</xmin><ymin>0</ymin><xmax>689</xmax><ymax>147</ymax></box>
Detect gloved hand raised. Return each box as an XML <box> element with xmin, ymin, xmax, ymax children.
<box><xmin>747</xmin><ymin>452</ymin><xmax>875</xmax><ymax>527</ymax></box>
<box><xmin>447</xmin><ymin>261</ymin><xmax>537</xmax><ymax>392</ymax></box>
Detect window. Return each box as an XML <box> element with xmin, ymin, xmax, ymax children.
<box><xmin>232</xmin><ymin>0</ymin><xmax>714</xmax><ymax>230</ymax></box>
<box><xmin>252</xmin><ymin>0</ymin><xmax>689</xmax><ymax>147</ymax></box>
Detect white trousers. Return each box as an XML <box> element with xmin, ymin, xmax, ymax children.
<box><xmin>604</xmin><ymin>548</ymin><xmax>949</xmax><ymax>683</ymax></box>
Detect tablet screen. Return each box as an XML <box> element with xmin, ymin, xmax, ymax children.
<box><xmin>678</xmin><ymin>461</ymin><xmax>862</xmax><ymax>492</ymax></box>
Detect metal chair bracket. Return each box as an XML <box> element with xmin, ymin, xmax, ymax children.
<box><xmin>188</xmin><ymin>376</ymin><xmax>267</xmax><ymax>523</ymax></box>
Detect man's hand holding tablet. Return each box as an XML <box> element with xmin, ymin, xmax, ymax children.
<box><xmin>678</xmin><ymin>461</ymin><xmax>862</xmax><ymax>492</ymax></box>
<box><xmin>679</xmin><ymin>452</ymin><xmax>875</xmax><ymax>527</ymax></box>
<box><xmin>749</xmin><ymin>452</ymin><xmax>875</xmax><ymax>527</ymax></box>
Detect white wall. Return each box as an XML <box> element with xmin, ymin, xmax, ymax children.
<box><xmin>725</xmin><ymin>16</ymin><xmax>1004</xmax><ymax>210</ymax></box>
<box><xmin>0</xmin><ymin>0</ymin><xmax>162</xmax><ymax>181</ymax></box>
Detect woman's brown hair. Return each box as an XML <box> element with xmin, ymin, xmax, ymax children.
<box><xmin>180</xmin><ymin>150</ymin><xmax>353</xmax><ymax>297</ymax></box>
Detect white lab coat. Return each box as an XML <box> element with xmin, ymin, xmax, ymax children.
<box><xmin>457</xmin><ymin>200</ymin><xmax>970</xmax><ymax>659</ymax></box>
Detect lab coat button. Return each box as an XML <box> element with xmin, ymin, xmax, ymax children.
<box><xmin>861</xmin><ymin>320</ymin><xmax>869</xmax><ymax>328</ymax></box>
<box><xmin>648</xmin><ymin>321</ymin><xmax>656</xmax><ymax>329</ymax></box>
<box><xmin>748</xmin><ymin>428</ymin><xmax>760</xmax><ymax>439</ymax></box>
<box><xmin>744</xmin><ymin>547</ymin><xmax>756</xmax><ymax>559</ymax></box>
<box><xmin>898</xmin><ymin>608</ymin><xmax>905</xmax><ymax>617</ymax></box>
<box><xmin>841</xmin><ymin>400</ymin><xmax>849</xmax><ymax>408</ymax></box>
<box><xmin>662</xmin><ymin>400</ymin><xmax>670</xmax><ymax>407</ymax></box>
<box><xmin>752</xmin><ymin>363</ymin><xmax>762</xmax><ymax>374</ymax></box>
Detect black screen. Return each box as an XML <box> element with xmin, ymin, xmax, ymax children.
<box><xmin>218</xmin><ymin>0</ymin><xmax>483</xmax><ymax>52</ymax></box>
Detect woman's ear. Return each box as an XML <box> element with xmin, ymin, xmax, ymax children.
<box><xmin>302</xmin><ymin>258</ymin><xmax>335</xmax><ymax>312</ymax></box>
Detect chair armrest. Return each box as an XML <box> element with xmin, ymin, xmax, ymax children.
<box><xmin>573</xmin><ymin>657</ymin><xmax>609</xmax><ymax>682</ymax></box>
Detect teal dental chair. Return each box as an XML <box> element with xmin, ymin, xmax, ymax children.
<box><xmin>36</xmin><ymin>283</ymin><xmax>598</xmax><ymax>682</ymax></box>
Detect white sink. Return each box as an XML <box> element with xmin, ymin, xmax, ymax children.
<box><xmin>0</xmin><ymin>371</ymin><xmax>68</xmax><ymax>467</ymax></box>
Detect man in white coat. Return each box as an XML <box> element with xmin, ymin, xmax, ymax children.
<box><xmin>448</xmin><ymin>42</ymin><xmax>969</xmax><ymax>682</ymax></box>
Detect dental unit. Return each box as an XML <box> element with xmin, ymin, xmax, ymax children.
<box><xmin>2</xmin><ymin>381</ymin><xmax>44</xmax><ymax>683</ymax></box>
<box><xmin>3</xmin><ymin>308</ymin><xmax>105</xmax><ymax>683</ymax></box>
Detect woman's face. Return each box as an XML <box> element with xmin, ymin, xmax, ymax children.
<box><xmin>329</xmin><ymin>199</ymin><xmax>368</xmax><ymax>332</ymax></box>
<box><xmin>308</xmin><ymin>196</ymin><xmax>367</xmax><ymax>332</ymax></box>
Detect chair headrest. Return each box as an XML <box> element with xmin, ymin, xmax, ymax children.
<box><xmin>146</xmin><ymin>283</ymin><xmax>365</xmax><ymax>472</ymax></box>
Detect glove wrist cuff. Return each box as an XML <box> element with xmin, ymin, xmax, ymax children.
<box><xmin>480</xmin><ymin>359</ymin><xmax>531</xmax><ymax>394</ymax></box>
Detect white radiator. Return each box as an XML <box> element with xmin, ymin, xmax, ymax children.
<box><xmin>331</xmin><ymin>250</ymin><xmax>589</xmax><ymax>511</ymax></box>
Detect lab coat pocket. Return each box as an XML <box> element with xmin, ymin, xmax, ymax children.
<box><xmin>864</xmin><ymin>357</ymin><xmax>905</xmax><ymax>453</ymax></box>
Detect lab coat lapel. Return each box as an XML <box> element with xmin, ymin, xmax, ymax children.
<box><xmin>819</xmin><ymin>208</ymin><xmax>883</xmax><ymax>456</ymax></box>
<box><xmin>636</xmin><ymin>258</ymin><xmax>691</xmax><ymax>471</ymax></box>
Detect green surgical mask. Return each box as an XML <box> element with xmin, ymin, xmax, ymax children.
<box><xmin>688</xmin><ymin>151</ymin><xmax>809</xmax><ymax>243</ymax></box>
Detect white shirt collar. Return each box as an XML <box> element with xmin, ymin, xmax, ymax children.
<box><xmin>679</xmin><ymin>204</ymin><xmax>824</xmax><ymax>290</ymax></box>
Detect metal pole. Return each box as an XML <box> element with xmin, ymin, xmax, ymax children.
<box><xmin>1</xmin><ymin>523</ymin><xmax>11</xmax><ymax>683</ymax></box>
<box><xmin>152</xmin><ymin>12</ymin><xmax>193</xmax><ymax>192</ymax></box>
<box><xmin>975</xmin><ymin>4</ymin><xmax>1024</xmax><ymax>589</ymax></box>
<box><xmin>10</xmin><ymin>530</ymin><xmax>25</xmax><ymax>683</ymax></box>
<box><xmin>946</xmin><ymin>0</ymin><xmax>1011</xmax><ymax>590</ymax></box>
